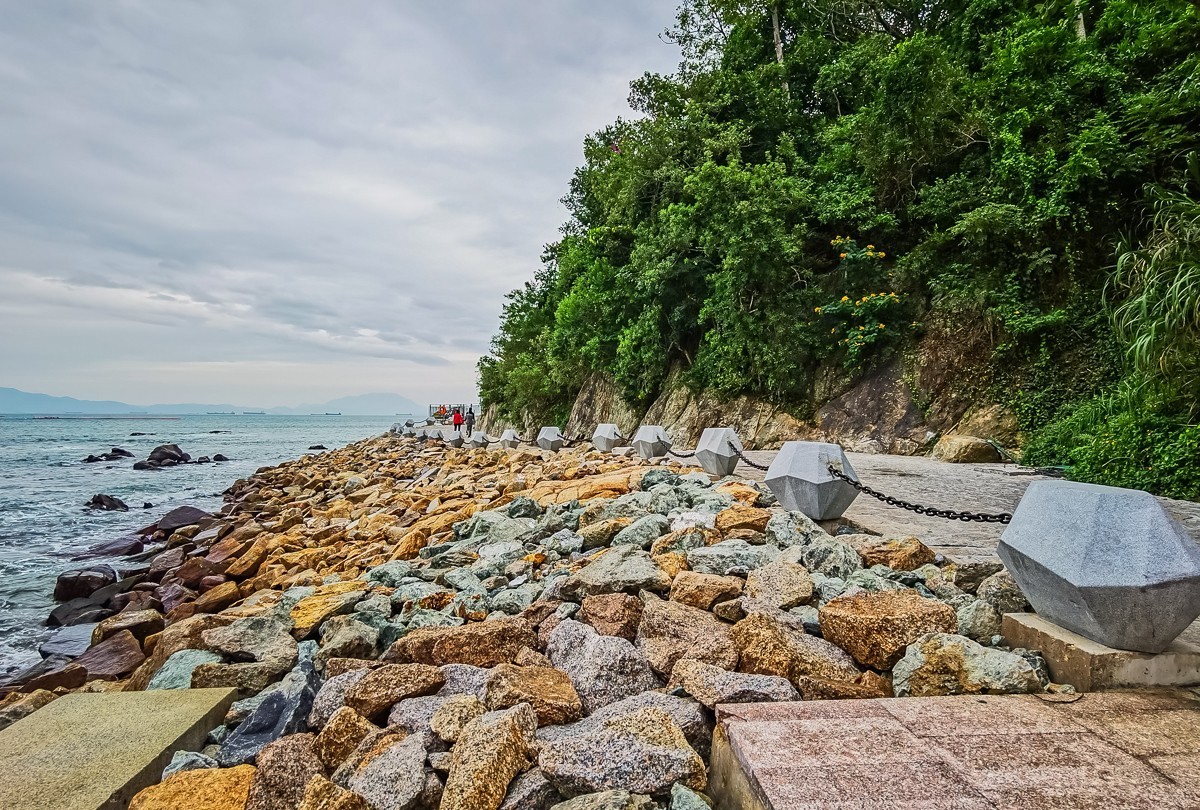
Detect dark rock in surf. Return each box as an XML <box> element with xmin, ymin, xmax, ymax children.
<box><xmin>87</xmin><ymin>494</ymin><xmax>130</xmax><ymax>512</ymax></box>
<box><xmin>54</xmin><ymin>565</ymin><xmax>118</xmax><ymax>602</ymax></box>
<box><xmin>148</xmin><ymin>444</ymin><xmax>189</xmax><ymax>464</ymax></box>
<box><xmin>71</xmin><ymin>535</ymin><xmax>144</xmax><ymax>560</ymax></box>
<box><xmin>213</xmin><ymin>454</ymin><xmax>229</xmax><ymax>462</ymax></box>
<box><xmin>157</xmin><ymin>506</ymin><xmax>212</xmax><ymax>533</ymax></box>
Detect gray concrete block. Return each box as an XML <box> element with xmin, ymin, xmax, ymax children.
<box><xmin>763</xmin><ymin>441</ymin><xmax>859</xmax><ymax>520</ymax></box>
<box><xmin>632</xmin><ymin>425</ymin><xmax>672</xmax><ymax>459</ymax></box>
<box><xmin>592</xmin><ymin>424</ymin><xmax>627</xmax><ymax>453</ymax></box>
<box><xmin>466</xmin><ymin>431</ymin><xmax>489</xmax><ymax>449</ymax></box>
<box><xmin>695</xmin><ymin>427</ymin><xmax>743</xmax><ymax>477</ymax></box>
<box><xmin>997</xmin><ymin>479</ymin><xmax>1200</xmax><ymax>654</ymax></box>
<box><xmin>537</xmin><ymin>427</ymin><xmax>565</xmax><ymax>452</ymax></box>
<box><xmin>0</xmin><ymin>687</ymin><xmax>236</xmax><ymax>810</ymax></box>
<box><xmin>442</xmin><ymin>429</ymin><xmax>464</xmax><ymax>448</ymax></box>
<box><xmin>499</xmin><ymin>429</ymin><xmax>522</xmax><ymax>449</ymax></box>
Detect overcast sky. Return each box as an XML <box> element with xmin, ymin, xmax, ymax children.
<box><xmin>0</xmin><ymin>1</ymin><xmax>680</xmax><ymax>407</ymax></box>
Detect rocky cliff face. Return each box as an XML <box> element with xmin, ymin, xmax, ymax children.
<box><xmin>484</xmin><ymin>347</ymin><xmax>1017</xmax><ymax>455</ymax></box>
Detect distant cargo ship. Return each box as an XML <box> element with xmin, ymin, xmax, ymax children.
<box><xmin>207</xmin><ymin>411</ymin><xmax>235</xmax><ymax>415</ymax></box>
<box><xmin>242</xmin><ymin>411</ymin><xmax>266</xmax><ymax>415</ymax></box>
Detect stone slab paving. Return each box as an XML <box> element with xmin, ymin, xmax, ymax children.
<box><xmin>0</xmin><ymin>687</ymin><xmax>236</xmax><ymax>810</ymax></box>
<box><xmin>710</xmin><ymin>690</ymin><xmax>1200</xmax><ymax>810</ymax></box>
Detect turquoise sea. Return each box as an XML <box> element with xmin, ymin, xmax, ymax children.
<box><xmin>0</xmin><ymin>413</ymin><xmax>400</xmax><ymax>676</ymax></box>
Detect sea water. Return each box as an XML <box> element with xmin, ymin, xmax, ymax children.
<box><xmin>0</xmin><ymin>413</ymin><xmax>399</xmax><ymax>676</ymax></box>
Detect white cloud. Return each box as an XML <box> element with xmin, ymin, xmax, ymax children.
<box><xmin>0</xmin><ymin>0</ymin><xmax>680</xmax><ymax>405</ymax></box>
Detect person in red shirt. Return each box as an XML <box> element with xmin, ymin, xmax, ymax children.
<box><xmin>452</xmin><ymin>408</ymin><xmax>464</xmax><ymax>434</ymax></box>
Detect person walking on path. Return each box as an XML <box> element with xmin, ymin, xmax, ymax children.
<box><xmin>452</xmin><ymin>408</ymin><xmax>465</xmax><ymax>434</ymax></box>
<box><xmin>464</xmin><ymin>407</ymin><xmax>476</xmax><ymax>435</ymax></box>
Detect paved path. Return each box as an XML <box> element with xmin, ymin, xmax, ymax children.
<box><xmin>732</xmin><ymin>451</ymin><xmax>1200</xmax><ymax>564</ymax></box>
<box><xmin>710</xmin><ymin>690</ymin><xmax>1200</xmax><ymax>809</ymax></box>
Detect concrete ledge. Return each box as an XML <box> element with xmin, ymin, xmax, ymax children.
<box><xmin>0</xmin><ymin>687</ymin><xmax>237</xmax><ymax>810</ymax></box>
<box><xmin>1002</xmin><ymin>613</ymin><xmax>1200</xmax><ymax>692</ymax></box>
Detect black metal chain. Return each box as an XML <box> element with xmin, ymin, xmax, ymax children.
<box><xmin>826</xmin><ymin>463</ymin><xmax>1012</xmax><ymax>524</ymax></box>
<box><xmin>728</xmin><ymin>443</ymin><xmax>770</xmax><ymax>471</ymax></box>
<box><xmin>668</xmin><ymin>448</ymin><xmax>697</xmax><ymax>458</ymax></box>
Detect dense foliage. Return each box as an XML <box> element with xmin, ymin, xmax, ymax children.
<box><xmin>480</xmin><ymin>0</ymin><xmax>1200</xmax><ymax>497</ymax></box>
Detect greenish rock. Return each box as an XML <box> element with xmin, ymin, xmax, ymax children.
<box><xmin>558</xmin><ymin>546</ymin><xmax>672</xmax><ymax>600</ymax></box>
<box><xmin>545</xmin><ymin>529</ymin><xmax>584</xmax><ymax>555</ymax></box>
<box><xmin>764</xmin><ymin>511</ymin><xmax>826</xmax><ymax>548</ymax></box>
<box><xmin>551</xmin><ymin>792</ymin><xmax>654</xmax><ymax>810</ymax></box>
<box><xmin>956</xmin><ymin>598</ymin><xmax>1003</xmax><ymax>641</ymax></box>
<box><xmin>490</xmin><ymin>584</ymin><xmax>541</xmax><ymax>614</ymax></box>
<box><xmin>403</xmin><ymin>609</ymin><xmax>465</xmax><ymax>631</ymax></box>
<box><xmin>892</xmin><ymin>633</ymin><xmax>1043</xmax><ymax>697</ymax></box>
<box><xmin>781</xmin><ymin>536</ymin><xmax>862</xmax><ymax>579</ymax></box>
<box><xmin>148</xmin><ymin>649</ymin><xmax>223</xmax><ymax>690</ymax></box>
<box><xmin>647</xmin><ymin>484</ymin><xmax>686</xmax><ymax>515</ymax></box>
<box><xmin>612</xmin><ymin>514</ymin><xmax>671</xmax><ymax>549</ymax></box>
<box><xmin>686</xmin><ymin>540</ymin><xmax>778</xmax><ymax>577</ymax></box>
<box><xmin>639</xmin><ymin>469</ymin><xmax>680</xmax><ymax>490</ymax></box>
<box><xmin>507</xmin><ymin>496</ymin><xmax>544</xmax><ymax>519</ymax></box>
<box><xmin>603</xmin><ymin>491</ymin><xmax>654</xmax><ymax>521</ymax></box>
<box><xmin>671</xmin><ymin>783</ymin><xmax>712</xmax><ymax>809</ymax></box>
<box><xmin>844</xmin><ymin>568</ymin><xmax>906</xmax><ymax>593</ymax></box>
<box><xmin>363</xmin><ymin>560</ymin><xmax>414</xmax><ymax>587</ymax></box>
<box><xmin>391</xmin><ymin>581</ymin><xmax>451</xmax><ymax>605</ymax></box>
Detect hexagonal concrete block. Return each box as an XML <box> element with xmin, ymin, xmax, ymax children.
<box><xmin>632</xmin><ymin>425</ymin><xmax>672</xmax><ymax>459</ymax></box>
<box><xmin>763</xmin><ymin>441</ymin><xmax>859</xmax><ymax>520</ymax></box>
<box><xmin>695</xmin><ymin>427</ymin><xmax>743</xmax><ymax>477</ymax></box>
<box><xmin>592</xmin><ymin>424</ymin><xmax>627</xmax><ymax>453</ymax></box>
<box><xmin>499</xmin><ymin>429</ymin><xmax>522</xmax><ymax>449</ymax></box>
<box><xmin>466</xmin><ymin>431</ymin><xmax>489</xmax><ymax>449</ymax></box>
<box><xmin>443</xmin><ymin>429</ymin><xmax>465</xmax><ymax>448</ymax></box>
<box><xmin>399</xmin><ymin>424</ymin><xmax>415</xmax><ymax>437</ymax></box>
<box><xmin>997</xmin><ymin>480</ymin><xmax>1200</xmax><ymax>653</ymax></box>
<box><xmin>537</xmin><ymin>427</ymin><xmax>565</xmax><ymax>452</ymax></box>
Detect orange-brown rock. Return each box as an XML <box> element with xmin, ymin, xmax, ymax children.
<box><xmin>714</xmin><ymin>506</ymin><xmax>771</xmax><ymax>534</ymax></box>
<box><xmin>714</xmin><ymin>481</ymin><xmax>763</xmax><ymax>506</ymax></box>
<box><xmin>732</xmin><ymin>612</ymin><xmax>861</xmax><ymax>686</ymax></box>
<box><xmin>637</xmin><ymin>597</ymin><xmax>738</xmax><ymax>678</ymax></box>
<box><xmin>245</xmin><ymin>733</ymin><xmax>324</xmax><ymax>810</ymax></box>
<box><xmin>343</xmin><ymin>663</ymin><xmax>444</xmax><ymax>721</ymax></box>
<box><xmin>382</xmin><ymin>617</ymin><xmax>537</xmax><ymax>668</ymax></box>
<box><xmin>842</xmin><ymin>534</ymin><xmax>937</xmax><ymax>571</ymax></box>
<box><xmin>297</xmin><ymin>775</ymin><xmax>368</xmax><ymax>810</ymax></box>
<box><xmin>579</xmin><ymin>593</ymin><xmax>643</xmax><ymax>640</ymax></box>
<box><xmin>91</xmin><ymin>609</ymin><xmax>165</xmax><ymax>647</ymax></box>
<box><xmin>129</xmin><ymin>763</ymin><xmax>256</xmax><ymax>810</ymax></box>
<box><xmin>482</xmin><ymin>664</ymin><xmax>582</xmax><ymax>726</ymax></box>
<box><xmin>669</xmin><ymin>570</ymin><xmax>743</xmax><ymax>611</ymax></box>
<box><xmin>194</xmin><ymin>581</ymin><xmax>242</xmax><ymax>613</ymax></box>
<box><xmin>818</xmin><ymin>589</ymin><xmax>957</xmax><ymax>670</ymax></box>
<box><xmin>314</xmin><ymin>706</ymin><xmax>378</xmax><ymax>770</ymax></box>
<box><xmin>73</xmin><ymin>630</ymin><xmax>146</xmax><ymax>680</ymax></box>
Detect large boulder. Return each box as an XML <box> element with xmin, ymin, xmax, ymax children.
<box><xmin>546</xmin><ymin>620</ymin><xmax>660</xmax><ymax>714</ymax></box>
<box><xmin>931</xmin><ymin>435</ymin><xmax>1002</xmax><ymax>463</ymax></box>
<box><xmin>731</xmin><ymin>612</ymin><xmax>861</xmax><ymax>692</ymax></box>
<box><xmin>442</xmin><ymin>703</ymin><xmax>539</xmax><ymax>810</ymax></box>
<box><xmin>635</xmin><ymin>597</ymin><xmax>738</xmax><ymax>678</ymax></box>
<box><xmin>128</xmin><ymin>765</ymin><xmax>255</xmax><ymax>810</ymax></box>
<box><xmin>484</xmin><ymin>664</ymin><xmax>583</xmax><ymax>726</ymax></box>
<box><xmin>556</xmin><ymin>547</ymin><xmax>671</xmax><ymax>601</ymax></box>
<box><xmin>997</xmin><ymin>479</ymin><xmax>1200</xmax><ymax>653</ymax></box>
<box><xmin>383</xmin><ymin>617</ymin><xmax>537</xmax><ymax>668</ymax></box>
<box><xmin>669</xmin><ymin>659</ymin><xmax>798</xmax><ymax>709</ymax></box>
<box><xmin>818</xmin><ymin>590</ymin><xmax>958</xmax><ymax>670</ymax></box>
<box><xmin>892</xmin><ymin>633</ymin><xmax>1043</xmax><ymax>696</ymax></box>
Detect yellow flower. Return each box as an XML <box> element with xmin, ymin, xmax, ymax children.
<box><xmin>839</xmin><ymin>253</ymin><xmax>847</xmax><ymax>259</ymax></box>
<box><xmin>841</xmin><ymin>296</ymin><xmax>850</xmax><ymax>302</ymax></box>
<box><xmin>814</xmin><ymin>307</ymin><xmax>822</xmax><ymax>313</ymax></box>
<box><xmin>878</xmin><ymin>251</ymin><xmax>886</xmax><ymax>257</ymax></box>
<box><xmin>858</xmin><ymin>326</ymin><xmax>864</xmax><ymax>330</ymax></box>
<box><xmin>867</xmin><ymin>245</ymin><xmax>874</xmax><ymax>249</ymax></box>
<box><xmin>830</xmin><ymin>327</ymin><xmax>837</xmax><ymax>333</ymax></box>
<box><xmin>878</xmin><ymin>323</ymin><xmax>885</xmax><ymax>329</ymax></box>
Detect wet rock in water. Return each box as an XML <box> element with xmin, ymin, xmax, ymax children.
<box><xmin>442</xmin><ymin>702</ymin><xmax>539</xmax><ymax>810</ymax></box>
<box><xmin>53</xmin><ymin>565</ymin><xmax>117</xmax><ymax>602</ymax></box>
<box><xmin>539</xmin><ymin>707</ymin><xmax>706</xmax><ymax>798</ymax></box>
<box><xmin>817</xmin><ymin>590</ymin><xmax>958</xmax><ymax>670</ymax></box>
<box><xmin>309</xmin><ymin>445</ymin><xmax>328</xmax><ymax>450</ymax></box>
<box><xmin>976</xmin><ymin>569</ymin><xmax>1029</xmax><ymax>615</ymax></box>
<box><xmin>669</xmin><ymin>659</ymin><xmax>798</xmax><ymax>709</ymax></box>
<box><xmin>668</xmin><ymin>572</ymin><xmax>743</xmax><ymax>612</ymax></box>
<box><xmin>148</xmin><ymin>444</ymin><xmax>190</xmax><ymax>464</ymax></box>
<box><xmin>579</xmin><ymin>593</ymin><xmax>643</xmax><ymax>640</ymax></box>
<box><xmin>892</xmin><ymin>632</ymin><xmax>1043</xmax><ymax>697</ymax></box>
<box><xmin>550</xmin><ymin>792</ymin><xmax>654</xmax><ymax>810</ymax></box>
<box><xmin>87</xmin><ymin>493</ymin><xmax>129</xmax><ymax>511</ymax></box>
<box><xmin>635</xmin><ymin>597</ymin><xmax>737</xmax><ymax>678</ymax></box>
<box><xmin>128</xmin><ymin>764</ymin><xmax>256</xmax><ymax>810</ymax></box>
<box><xmin>245</xmin><ymin>732</ymin><xmax>324</xmax><ymax>810</ymax></box>
<box><xmin>314</xmin><ymin>706</ymin><xmax>379</xmax><ymax>771</ymax></box>
<box><xmin>213</xmin><ymin>454</ymin><xmax>229</xmax><ymax>462</ymax></box>
<box><xmin>484</xmin><ymin>664</ymin><xmax>583</xmax><ymax>726</ymax></box>
<box><xmin>70</xmin><ymin>534</ymin><xmax>145</xmax><ymax>560</ymax></box>
<box><xmin>334</xmin><ymin>730</ymin><xmax>429</xmax><ymax>810</ymax></box>
<box><xmin>546</xmin><ymin>620</ymin><xmax>660</xmax><ymax>714</ymax></box>
<box><xmin>157</xmin><ymin>505</ymin><xmax>213</xmax><ymax>533</ymax></box>
<box><xmin>556</xmin><ymin>547</ymin><xmax>671</xmax><ymax>601</ymax></box>
<box><xmin>72</xmin><ymin>629</ymin><xmax>146</xmax><ymax>679</ymax></box>
<box><xmin>38</xmin><ymin>623</ymin><xmax>98</xmax><ymax>659</ymax></box>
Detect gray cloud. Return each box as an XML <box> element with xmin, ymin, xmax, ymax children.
<box><xmin>0</xmin><ymin>0</ymin><xmax>680</xmax><ymax>405</ymax></box>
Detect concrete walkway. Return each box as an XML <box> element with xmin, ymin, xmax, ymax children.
<box><xmin>710</xmin><ymin>690</ymin><xmax>1200</xmax><ymax>809</ymax></box>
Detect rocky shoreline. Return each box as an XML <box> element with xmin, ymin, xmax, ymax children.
<box><xmin>0</xmin><ymin>433</ymin><xmax>1058</xmax><ymax>809</ymax></box>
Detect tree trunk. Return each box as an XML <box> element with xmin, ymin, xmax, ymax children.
<box><xmin>771</xmin><ymin>3</ymin><xmax>790</xmax><ymax>101</ymax></box>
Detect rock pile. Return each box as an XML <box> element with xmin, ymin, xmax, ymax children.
<box><xmin>1</xmin><ymin>435</ymin><xmax>1060</xmax><ymax>809</ymax></box>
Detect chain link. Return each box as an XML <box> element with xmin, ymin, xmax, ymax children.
<box><xmin>826</xmin><ymin>464</ymin><xmax>1012</xmax><ymax>524</ymax></box>
<box><xmin>668</xmin><ymin>448</ymin><xmax>697</xmax><ymax>458</ymax></box>
<box><xmin>728</xmin><ymin>442</ymin><xmax>771</xmax><ymax>471</ymax></box>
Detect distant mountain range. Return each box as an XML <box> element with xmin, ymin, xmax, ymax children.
<box><xmin>0</xmin><ymin>387</ymin><xmax>423</xmax><ymax>416</ymax></box>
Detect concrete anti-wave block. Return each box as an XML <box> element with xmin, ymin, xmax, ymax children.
<box><xmin>632</xmin><ymin>426</ymin><xmax>672</xmax><ymax>460</ymax></box>
<box><xmin>998</xmin><ymin>479</ymin><xmax>1200</xmax><ymax>653</ymax></box>
<box><xmin>499</xmin><ymin>429</ymin><xmax>522</xmax><ymax>449</ymax></box>
<box><xmin>763</xmin><ymin>441</ymin><xmax>859</xmax><ymax>520</ymax></box>
<box><xmin>592</xmin><ymin>424</ymin><xmax>626</xmax><ymax>453</ymax></box>
<box><xmin>695</xmin><ymin>427</ymin><xmax>743</xmax><ymax>477</ymax></box>
<box><xmin>537</xmin><ymin>427</ymin><xmax>565</xmax><ymax>452</ymax></box>
<box><xmin>466</xmin><ymin>431</ymin><xmax>489</xmax><ymax>449</ymax></box>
